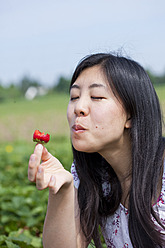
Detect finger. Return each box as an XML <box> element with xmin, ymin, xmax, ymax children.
<box><xmin>34</xmin><ymin>144</ymin><xmax>44</xmax><ymax>163</ymax></box>
<box><xmin>48</xmin><ymin>175</ymin><xmax>56</xmax><ymax>194</ymax></box>
<box><xmin>28</xmin><ymin>144</ymin><xmax>43</xmax><ymax>182</ymax></box>
<box><xmin>28</xmin><ymin>154</ymin><xmax>38</xmax><ymax>182</ymax></box>
<box><xmin>48</xmin><ymin>171</ymin><xmax>73</xmax><ymax>194</ymax></box>
<box><xmin>36</xmin><ymin>166</ymin><xmax>46</xmax><ymax>190</ymax></box>
<box><xmin>41</xmin><ymin>146</ymin><xmax>52</xmax><ymax>162</ymax></box>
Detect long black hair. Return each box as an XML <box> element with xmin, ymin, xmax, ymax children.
<box><xmin>70</xmin><ymin>53</ymin><xmax>165</xmax><ymax>247</ymax></box>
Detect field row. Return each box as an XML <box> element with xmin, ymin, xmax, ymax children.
<box><xmin>0</xmin><ymin>85</ymin><xmax>165</xmax><ymax>143</ymax></box>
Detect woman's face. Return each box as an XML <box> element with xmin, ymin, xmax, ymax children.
<box><xmin>67</xmin><ymin>66</ymin><xmax>131</xmax><ymax>154</ymax></box>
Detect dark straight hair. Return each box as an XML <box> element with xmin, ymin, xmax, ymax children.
<box><xmin>70</xmin><ymin>53</ymin><xmax>165</xmax><ymax>247</ymax></box>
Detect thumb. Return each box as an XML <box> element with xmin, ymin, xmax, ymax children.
<box><xmin>41</xmin><ymin>146</ymin><xmax>52</xmax><ymax>161</ymax></box>
<box><xmin>48</xmin><ymin>171</ymin><xmax>73</xmax><ymax>194</ymax></box>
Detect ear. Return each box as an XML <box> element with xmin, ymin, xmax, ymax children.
<box><xmin>125</xmin><ymin>117</ymin><xmax>131</xmax><ymax>129</ymax></box>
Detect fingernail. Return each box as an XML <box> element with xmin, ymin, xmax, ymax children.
<box><xmin>30</xmin><ymin>155</ymin><xmax>35</xmax><ymax>162</ymax></box>
<box><xmin>38</xmin><ymin>167</ymin><xmax>42</xmax><ymax>173</ymax></box>
<box><xmin>51</xmin><ymin>176</ymin><xmax>55</xmax><ymax>181</ymax></box>
<box><xmin>49</xmin><ymin>176</ymin><xmax>55</xmax><ymax>187</ymax></box>
<box><xmin>50</xmin><ymin>175</ymin><xmax>55</xmax><ymax>182</ymax></box>
<box><xmin>37</xmin><ymin>144</ymin><xmax>43</xmax><ymax>150</ymax></box>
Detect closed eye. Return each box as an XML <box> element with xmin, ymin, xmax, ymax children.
<box><xmin>70</xmin><ymin>96</ymin><xmax>79</xmax><ymax>101</ymax></box>
<box><xmin>91</xmin><ymin>96</ymin><xmax>104</xmax><ymax>100</ymax></box>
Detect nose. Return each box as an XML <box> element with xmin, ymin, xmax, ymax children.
<box><xmin>74</xmin><ymin>98</ymin><xmax>89</xmax><ymax>117</ymax></box>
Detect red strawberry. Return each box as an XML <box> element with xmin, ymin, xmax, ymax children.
<box><xmin>33</xmin><ymin>130</ymin><xmax>50</xmax><ymax>144</ymax></box>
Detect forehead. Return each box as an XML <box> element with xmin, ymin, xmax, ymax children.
<box><xmin>72</xmin><ymin>66</ymin><xmax>109</xmax><ymax>88</ymax></box>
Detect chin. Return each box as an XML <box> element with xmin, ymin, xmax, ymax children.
<box><xmin>72</xmin><ymin>143</ymin><xmax>97</xmax><ymax>153</ymax></box>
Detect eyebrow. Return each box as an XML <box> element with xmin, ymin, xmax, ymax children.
<box><xmin>70</xmin><ymin>83</ymin><xmax>106</xmax><ymax>90</ymax></box>
<box><xmin>89</xmin><ymin>83</ymin><xmax>106</xmax><ymax>89</ymax></box>
<box><xmin>70</xmin><ymin>84</ymin><xmax>80</xmax><ymax>90</ymax></box>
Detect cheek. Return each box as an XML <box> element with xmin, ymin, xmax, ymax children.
<box><xmin>92</xmin><ymin>107</ymin><xmax>110</xmax><ymax>130</ymax></box>
<box><xmin>67</xmin><ymin>105</ymin><xmax>72</xmax><ymax>125</ymax></box>
<box><xmin>92</xmin><ymin>104</ymin><xmax>126</xmax><ymax>131</ymax></box>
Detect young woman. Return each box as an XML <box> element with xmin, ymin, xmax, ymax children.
<box><xmin>28</xmin><ymin>53</ymin><xmax>165</xmax><ymax>248</ymax></box>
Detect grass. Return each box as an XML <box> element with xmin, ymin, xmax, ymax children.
<box><xmin>0</xmin><ymin>93</ymin><xmax>70</xmax><ymax>142</ymax></box>
<box><xmin>0</xmin><ymin>84</ymin><xmax>165</xmax><ymax>143</ymax></box>
<box><xmin>154</xmin><ymin>84</ymin><xmax>165</xmax><ymax>102</ymax></box>
<box><xmin>0</xmin><ymin>92</ymin><xmax>74</xmax><ymax>247</ymax></box>
<box><xmin>0</xmin><ymin>136</ymin><xmax>73</xmax><ymax>247</ymax></box>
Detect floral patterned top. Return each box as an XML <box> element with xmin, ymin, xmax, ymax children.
<box><xmin>71</xmin><ymin>161</ymin><xmax>165</xmax><ymax>247</ymax></box>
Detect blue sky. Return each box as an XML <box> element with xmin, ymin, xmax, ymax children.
<box><xmin>0</xmin><ymin>0</ymin><xmax>165</xmax><ymax>86</ymax></box>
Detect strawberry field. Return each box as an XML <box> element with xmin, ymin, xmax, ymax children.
<box><xmin>0</xmin><ymin>136</ymin><xmax>74</xmax><ymax>248</ymax></box>
<box><xmin>0</xmin><ymin>93</ymin><xmax>73</xmax><ymax>247</ymax></box>
<box><xmin>0</xmin><ymin>86</ymin><xmax>165</xmax><ymax>248</ymax></box>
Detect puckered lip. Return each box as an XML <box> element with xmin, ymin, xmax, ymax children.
<box><xmin>72</xmin><ymin>124</ymin><xmax>86</xmax><ymax>131</ymax></box>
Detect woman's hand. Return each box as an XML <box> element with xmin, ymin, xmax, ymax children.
<box><xmin>28</xmin><ymin>143</ymin><xmax>73</xmax><ymax>194</ymax></box>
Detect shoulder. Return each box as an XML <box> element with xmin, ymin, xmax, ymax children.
<box><xmin>153</xmin><ymin>160</ymin><xmax>165</xmax><ymax>231</ymax></box>
<box><xmin>156</xmin><ymin>159</ymin><xmax>165</xmax><ymax>206</ymax></box>
<box><xmin>160</xmin><ymin>159</ymin><xmax>165</xmax><ymax>198</ymax></box>
<box><xmin>71</xmin><ymin>162</ymin><xmax>80</xmax><ymax>189</ymax></box>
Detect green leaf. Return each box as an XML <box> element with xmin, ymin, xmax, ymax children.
<box><xmin>5</xmin><ymin>240</ymin><xmax>20</xmax><ymax>248</ymax></box>
<box><xmin>0</xmin><ymin>235</ymin><xmax>6</xmax><ymax>243</ymax></box>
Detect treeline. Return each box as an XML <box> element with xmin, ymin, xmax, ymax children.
<box><xmin>0</xmin><ymin>70</ymin><xmax>165</xmax><ymax>102</ymax></box>
<box><xmin>0</xmin><ymin>76</ymin><xmax>71</xmax><ymax>102</ymax></box>
<box><xmin>146</xmin><ymin>70</ymin><xmax>165</xmax><ymax>85</ymax></box>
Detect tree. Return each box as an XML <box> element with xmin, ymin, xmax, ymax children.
<box><xmin>147</xmin><ymin>70</ymin><xmax>165</xmax><ymax>85</ymax></box>
<box><xmin>19</xmin><ymin>76</ymin><xmax>41</xmax><ymax>94</ymax></box>
<box><xmin>0</xmin><ymin>84</ymin><xmax>21</xmax><ymax>102</ymax></box>
<box><xmin>54</xmin><ymin>76</ymin><xmax>70</xmax><ymax>94</ymax></box>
